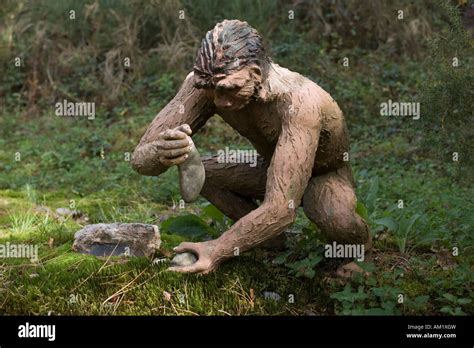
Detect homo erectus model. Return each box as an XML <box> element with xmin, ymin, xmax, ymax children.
<box><xmin>132</xmin><ymin>20</ymin><xmax>371</xmax><ymax>274</ymax></box>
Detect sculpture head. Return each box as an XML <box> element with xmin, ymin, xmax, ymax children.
<box><xmin>193</xmin><ymin>20</ymin><xmax>271</xmax><ymax>111</ymax></box>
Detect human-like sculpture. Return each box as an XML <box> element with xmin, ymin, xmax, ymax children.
<box><xmin>132</xmin><ymin>20</ymin><xmax>371</xmax><ymax>274</ymax></box>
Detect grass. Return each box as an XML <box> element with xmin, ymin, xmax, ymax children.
<box><xmin>0</xmin><ymin>188</ymin><xmax>327</xmax><ymax>315</ymax></box>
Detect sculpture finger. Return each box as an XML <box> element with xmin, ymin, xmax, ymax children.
<box><xmin>173</xmin><ymin>242</ymin><xmax>198</xmax><ymax>254</ymax></box>
<box><xmin>161</xmin><ymin>129</ymin><xmax>174</xmax><ymax>139</ymax></box>
<box><xmin>161</xmin><ymin>146</ymin><xmax>192</xmax><ymax>158</ymax></box>
<box><xmin>162</xmin><ymin>129</ymin><xmax>188</xmax><ymax>140</ymax></box>
<box><xmin>159</xmin><ymin>154</ymin><xmax>188</xmax><ymax>166</ymax></box>
<box><xmin>176</xmin><ymin>124</ymin><xmax>192</xmax><ymax>135</ymax></box>
<box><xmin>156</xmin><ymin>139</ymin><xmax>190</xmax><ymax>150</ymax></box>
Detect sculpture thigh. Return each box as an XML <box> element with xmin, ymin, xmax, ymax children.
<box><xmin>201</xmin><ymin>156</ymin><xmax>370</xmax><ymax>247</ymax></box>
<box><xmin>201</xmin><ymin>155</ymin><xmax>269</xmax><ymax>221</ymax></box>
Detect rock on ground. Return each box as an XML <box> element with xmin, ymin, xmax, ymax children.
<box><xmin>72</xmin><ymin>223</ymin><xmax>160</xmax><ymax>258</ymax></box>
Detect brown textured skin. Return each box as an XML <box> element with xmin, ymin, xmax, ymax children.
<box><xmin>132</xmin><ymin>62</ymin><xmax>370</xmax><ymax>274</ymax></box>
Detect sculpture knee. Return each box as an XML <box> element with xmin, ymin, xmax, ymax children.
<box><xmin>303</xmin><ymin>176</ymin><xmax>371</xmax><ymax>248</ymax></box>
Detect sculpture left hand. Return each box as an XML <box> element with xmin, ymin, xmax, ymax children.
<box><xmin>168</xmin><ymin>240</ymin><xmax>220</xmax><ymax>274</ymax></box>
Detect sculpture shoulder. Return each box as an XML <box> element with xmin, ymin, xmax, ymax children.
<box><xmin>268</xmin><ymin>64</ymin><xmax>340</xmax><ymax>115</ymax></box>
<box><xmin>269</xmin><ymin>66</ymin><xmax>338</xmax><ymax>128</ymax></box>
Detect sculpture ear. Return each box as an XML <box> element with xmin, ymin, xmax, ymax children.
<box><xmin>248</xmin><ymin>64</ymin><xmax>262</xmax><ymax>83</ymax></box>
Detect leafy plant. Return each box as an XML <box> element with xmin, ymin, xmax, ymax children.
<box><xmin>161</xmin><ymin>213</ymin><xmax>217</xmax><ymax>240</ymax></box>
<box><xmin>272</xmin><ymin>222</ymin><xmax>325</xmax><ymax>279</ymax></box>
<box><xmin>330</xmin><ymin>285</ymin><xmax>372</xmax><ymax>315</ymax></box>
<box><xmin>439</xmin><ymin>293</ymin><xmax>472</xmax><ymax>315</ymax></box>
<box><xmin>355</xmin><ymin>177</ymin><xmax>379</xmax><ymax>222</ymax></box>
<box><xmin>201</xmin><ymin>203</ymin><xmax>231</xmax><ymax>234</ymax></box>
<box><xmin>286</xmin><ymin>252</ymin><xmax>322</xmax><ymax>279</ymax></box>
<box><xmin>420</xmin><ymin>0</ymin><xmax>474</xmax><ymax>179</ymax></box>
<box><xmin>374</xmin><ymin>213</ymin><xmax>422</xmax><ymax>254</ymax></box>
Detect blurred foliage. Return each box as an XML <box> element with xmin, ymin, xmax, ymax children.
<box><xmin>0</xmin><ymin>0</ymin><xmax>453</xmax><ymax>110</ymax></box>
<box><xmin>420</xmin><ymin>0</ymin><xmax>474</xmax><ymax>179</ymax></box>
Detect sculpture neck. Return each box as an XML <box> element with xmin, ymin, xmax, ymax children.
<box><xmin>256</xmin><ymin>63</ymin><xmax>294</xmax><ymax>102</ymax></box>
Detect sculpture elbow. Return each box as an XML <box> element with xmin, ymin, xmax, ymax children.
<box><xmin>131</xmin><ymin>151</ymin><xmax>166</xmax><ymax>177</ymax></box>
<box><xmin>264</xmin><ymin>200</ymin><xmax>298</xmax><ymax>226</ymax></box>
<box><xmin>131</xmin><ymin>151</ymin><xmax>152</xmax><ymax>176</ymax></box>
<box><xmin>131</xmin><ymin>156</ymin><xmax>146</xmax><ymax>175</ymax></box>
<box><xmin>131</xmin><ymin>157</ymin><xmax>144</xmax><ymax>175</ymax></box>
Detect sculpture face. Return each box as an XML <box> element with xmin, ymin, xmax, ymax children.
<box><xmin>192</xmin><ymin>20</ymin><xmax>268</xmax><ymax>110</ymax></box>
<box><xmin>195</xmin><ymin>64</ymin><xmax>262</xmax><ymax>111</ymax></box>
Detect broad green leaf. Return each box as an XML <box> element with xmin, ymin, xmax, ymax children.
<box><xmin>414</xmin><ymin>295</ymin><xmax>430</xmax><ymax>304</ymax></box>
<box><xmin>442</xmin><ymin>293</ymin><xmax>457</xmax><ymax>302</ymax></box>
<box><xmin>356</xmin><ymin>201</ymin><xmax>369</xmax><ymax>220</ymax></box>
<box><xmin>402</xmin><ymin>214</ymin><xmax>421</xmax><ymax>237</ymax></box>
<box><xmin>373</xmin><ymin>217</ymin><xmax>398</xmax><ymax>232</ymax></box>
<box><xmin>272</xmin><ymin>251</ymin><xmax>291</xmax><ymax>265</ymax></box>
<box><xmin>366</xmin><ymin>177</ymin><xmax>379</xmax><ymax>213</ymax></box>
<box><xmin>308</xmin><ymin>252</ymin><xmax>323</xmax><ymax>265</ymax></box>
<box><xmin>161</xmin><ymin>214</ymin><xmax>213</xmax><ymax>239</ymax></box>
<box><xmin>457</xmin><ymin>298</ymin><xmax>472</xmax><ymax>305</ymax></box>
<box><xmin>440</xmin><ymin>306</ymin><xmax>453</xmax><ymax>314</ymax></box>
<box><xmin>354</xmin><ymin>261</ymin><xmax>376</xmax><ymax>272</ymax></box>
<box><xmin>202</xmin><ymin>204</ymin><xmax>225</xmax><ymax>224</ymax></box>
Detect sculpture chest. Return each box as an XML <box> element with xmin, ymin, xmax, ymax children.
<box><xmin>218</xmin><ymin>103</ymin><xmax>281</xmax><ymax>159</ymax></box>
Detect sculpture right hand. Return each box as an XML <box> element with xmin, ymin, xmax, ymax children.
<box><xmin>154</xmin><ymin>124</ymin><xmax>193</xmax><ymax>167</ymax></box>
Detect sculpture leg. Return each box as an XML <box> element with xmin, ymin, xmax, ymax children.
<box><xmin>200</xmin><ymin>155</ymin><xmax>286</xmax><ymax>249</ymax></box>
<box><xmin>200</xmin><ymin>155</ymin><xmax>268</xmax><ymax>221</ymax></box>
<box><xmin>302</xmin><ymin>165</ymin><xmax>372</xmax><ymax>249</ymax></box>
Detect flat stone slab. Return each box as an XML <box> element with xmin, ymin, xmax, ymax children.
<box><xmin>72</xmin><ymin>223</ymin><xmax>160</xmax><ymax>258</ymax></box>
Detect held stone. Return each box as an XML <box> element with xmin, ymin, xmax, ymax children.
<box><xmin>170</xmin><ymin>252</ymin><xmax>198</xmax><ymax>267</ymax></box>
<box><xmin>178</xmin><ymin>142</ymin><xmax>205</xmax><ymax>203</ymax></box>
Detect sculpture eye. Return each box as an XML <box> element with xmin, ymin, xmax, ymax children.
<box><xmin>217</xmin><ymin>84</ymin><xmax>239</xmax><ymax>91</ymax></box>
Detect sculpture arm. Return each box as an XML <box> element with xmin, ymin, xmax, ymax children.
<box><xmin>131</xmin><ymin>72</ymin><xmax>215</xmax><ymax>176</ymax></box>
